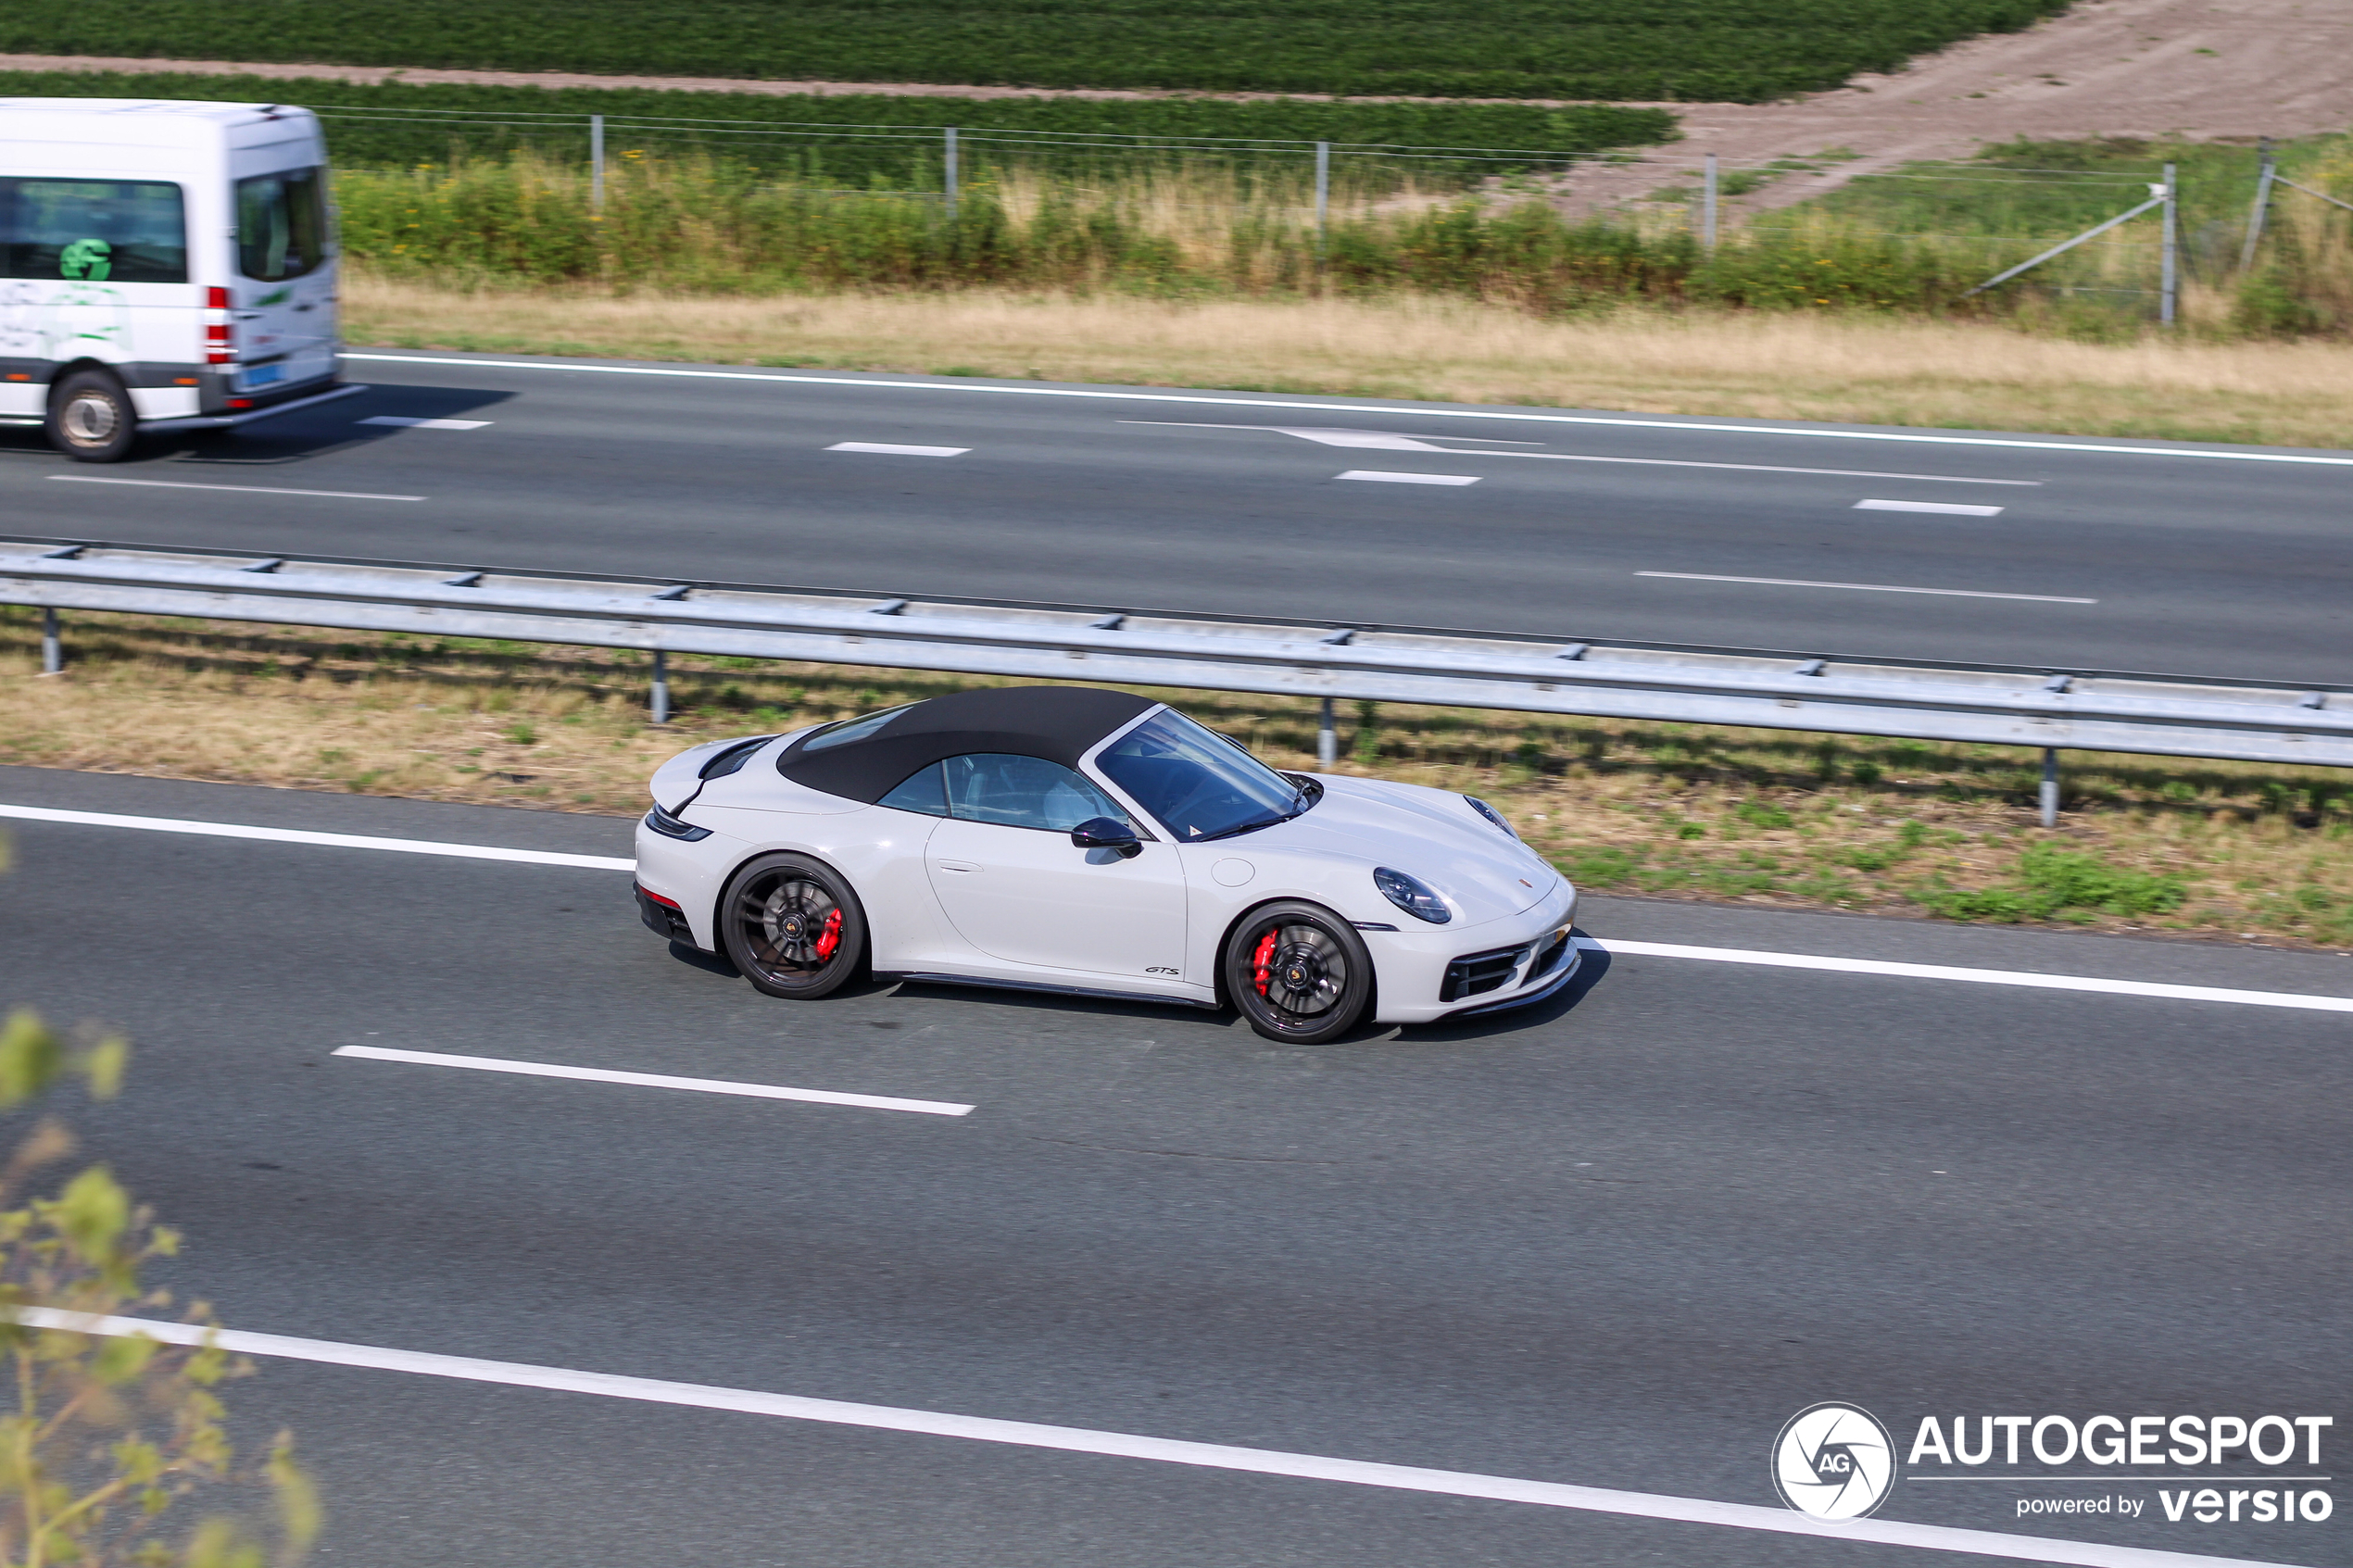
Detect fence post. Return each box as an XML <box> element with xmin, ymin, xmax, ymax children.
<box><xmin>2039</xmin><ymin>747</ymin><xmax>2060</xmax><ymax>829</ymax></box>
<box><xmin>1317</xmin><ymin>696</ymin><xmax>1337</xmax><ymax>770</ymax></box>
<box><xmin>649</xmin><ymin>648</ymin><xmax>670</xmax><ymax>726</ymax></box>
<box><xmin>944</xmin><ymin>126</ymin><xmax>959</xmax><ymax>221</ymax></box>
<box><xmin>2159</xmin><ymin>161</ymin><xmax>2179</xmax><ymax>325</ymax></box>
<box><xmin>2239</xmin><ymin>137</ymin><xmax>2277</xmax><ymax>271</ymax></box>
<box><xmin>1314</xmin><ymin>141</ymin><xmax>1330</xmax><ymax>254</ymax></box>
<box><xmin>1702</xmin><ymin>154</ymin><xmax>1718</xmax><ymax>251</ymax></box>
<box><xmin>590</xmin><ymin>114</ymin><xmax>605</xmax><ymax>210</ymax></box>
<box><xmin>40</xmin><ymin>607</ymin><xmax>61</xmax><ymax>675</ymax></box>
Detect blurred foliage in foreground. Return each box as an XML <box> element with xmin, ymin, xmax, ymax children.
<box><xmin>0</xmin><ymin>941</ymin><xmax>319</xmax><ymax>1567</ymax></box>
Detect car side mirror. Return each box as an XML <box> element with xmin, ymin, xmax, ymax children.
<box><xmin>1071</xmin><ymin>817</ymin><xmax>1143</xmax><ymax>858</ymax></box>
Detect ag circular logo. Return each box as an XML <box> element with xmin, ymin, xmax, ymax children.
<box><xmin>1771</xmin><ymin>1402</ymin><xmax>1897</xmax><ymax>1520</ymax></box>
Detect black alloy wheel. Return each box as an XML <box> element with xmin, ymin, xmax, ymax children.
<box><xmin>720</xmin><ymin>852</ymin><xmax>868</xmax><ymax>999</ymax></box>
<box><xmin>1223</xmin><ymin>900</ymin><xmax>1374</xmax><ymax>1044</ymax></box>
<box><xmin>46</xmin><ymin>369</ymin><xmax>139</xmax><ymax>463</ymax></box>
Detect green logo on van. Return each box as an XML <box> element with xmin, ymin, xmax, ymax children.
<box><xmin>58</xmin><ymin>238</ymin><xmax>110</xmax><ymax>281</ymax></box>
<box><xmin>255</xmin><ymin>286</ymin><xmax>293</xmax><ymax>307</ymax></box>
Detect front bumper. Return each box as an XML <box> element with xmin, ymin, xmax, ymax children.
<box><xmin>1366</xmin><ymin>880</ymin><xmax>1579</xmax><ymax>1025</ymax></box>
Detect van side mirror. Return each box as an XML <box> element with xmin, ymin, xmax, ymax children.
<box><xmin>1071</xmin><ymin>817</ymin><xmax>1143</xmax><ymax>858</ymax></box>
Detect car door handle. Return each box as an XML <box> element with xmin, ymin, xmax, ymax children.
<box><xmin>934</xmin><ymin>859</ymin><xmax>981</xmax><ymax>873</ymax></box>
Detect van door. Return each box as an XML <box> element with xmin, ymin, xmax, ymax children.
<box><xmin>230</xmin><ymin>165</ymin><xmax>333</xmax><ymax>394</ymax></box>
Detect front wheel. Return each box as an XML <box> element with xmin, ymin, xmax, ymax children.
<box><xmin>1223</xmin><ymin>901</ymin><xmax>1374</xmax><ymax>1044</ymax></box>
<box><xmin>46</xmin><ymin>370</ymin><xmax>139</xmax><ymax>463</ymax></box>
<box><xmin>720</xmin><ymin>853</ymin><xmax>868</xmax><ymax>999</ymax></box>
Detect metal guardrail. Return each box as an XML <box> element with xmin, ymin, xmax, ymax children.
<box><xmin>8</xmin><ymin>541</ymin><xmax>2353</xmax><ymax>794</ymax></box>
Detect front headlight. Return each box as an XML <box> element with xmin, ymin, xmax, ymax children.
<box><xmin>1464</xmin><ymin>795</ymin><xmax>1516</xmax><ymax>837</ymax></box>
<box><xmin>1373</xmin><ymin>866</ymin><xmax>1452</xmax><ymax>924</ymax></box>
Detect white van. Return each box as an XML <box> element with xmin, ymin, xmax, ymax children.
<box><xmin>0</xmin><ymin>98</ymin><xmax>360</xmax><ymax>461</ymax></box>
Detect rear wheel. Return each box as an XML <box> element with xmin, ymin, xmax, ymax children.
<box><xmin>1224</xmin><ymin>900</ymin><xmax>1374</xmax><ymax>1044</ymax></box>
<box><xmin>46</xmin><ymin>370</ymin><xmax>138</xmax><ymax>463</ymax></box>
<box><xmin>720</xmin><ymin>853</ymin><xmax>867</xmax><ymax>999</ymax></box>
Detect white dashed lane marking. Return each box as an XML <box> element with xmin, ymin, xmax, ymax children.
<box><xmin>1337</xmin><ymin>470</ymin><xmax>1480</xmax><ymax>486</ymax></box>
<box><xmin>1635</xmin><ymin>571</ymin><xmax>2094</xmax><ymax>604</ymax></box>
<box><xmin>45</xmin><ymin>475</ymin><xmax>424</xmax><ymax>502</ymax></box>
<box><xmin>359</xmin><ymin>416</ymin><xmax>493</xmax><ymax>430</ymax></box>
<box><xmin>333</xmin><ymin>1045</ymin><xmax>974</xmax><ymax>1116</ymax></box>
<box><xmin>827</xmin><ymin>441</ymin><xmax>970</xmax><ymax>457</ymax></box>
<box><xmin>1856</xmin><ymin>498</ymin><xmax>2007</xmax><ymax>517</ymax></box>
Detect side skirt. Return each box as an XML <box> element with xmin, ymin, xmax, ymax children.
<box><xmin>889</xmin><ymin>972</ymin><xmax>1222</xmax><ymax>1011</ymax></box>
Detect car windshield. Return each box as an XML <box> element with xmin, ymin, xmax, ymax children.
<box><xmin>1095</xmin><ymin>709</ymin><xmax>1308</xmax><ymax>843</ymax></box>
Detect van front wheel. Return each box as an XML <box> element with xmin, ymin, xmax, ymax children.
<box><xmin>47</xmin><ymin>370</ymin><xmax>138</xmax><ymax>463</ymax></box>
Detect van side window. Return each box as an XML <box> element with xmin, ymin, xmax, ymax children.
<box><xmin>235</xmin><ymin>168</ymin><xmax>329</xmax><ymax>282</ymax></box>
<box><xmin>0</xmin><ymin>179</ymin><xmax>187</xmax><ymax>283</ymax></box>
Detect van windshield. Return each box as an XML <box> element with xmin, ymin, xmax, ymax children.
<box><xmin>236</xmin><ymin>168</ymin><xmax>329</xmax><ymax>282</ymax></box>
<box><xmin>0</xmin><ymin>179</ymin><xmax>186</xmax><ymax>283</ymax></box>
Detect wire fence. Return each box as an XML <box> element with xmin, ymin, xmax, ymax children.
<box><xmin>313</xmin><ymin>105</ymin><xmax>2351</xmax><ymax>320</ymax></box>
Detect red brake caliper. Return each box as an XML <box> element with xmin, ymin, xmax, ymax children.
<box><xmin>814</xmin><ymin>908</ymin><xmax>843</xmax><ymax>961</ymax></box>
<box><xmin>1251</xmin><ymin>930</ymin><xmax>1278</xmax><ymax>997</ymax></box>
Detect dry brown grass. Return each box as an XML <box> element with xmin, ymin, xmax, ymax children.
<box><xmin>346</xmin><ymin>271</ymin><xmax>2353</xmax><ymax>448</ymax></box>
<box><xmin>12</xmin><ymin>607</ymin><xmax>2353</xmax><ymax>951</ymax></box>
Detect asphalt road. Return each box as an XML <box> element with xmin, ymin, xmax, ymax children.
<box><xmin>3</xmin><ymin>766</ymin><xmax>2346</xmax><ymax>1567</ymax></box>
<box><xmin>3</xmin><ymin>353</ymin><xmax>2350</xmax><ymax>684</ymax></box>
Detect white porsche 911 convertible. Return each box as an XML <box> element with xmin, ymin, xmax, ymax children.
<box><xmin>633</xmin><ymin>685</ymin><xmax>1579</xmax><ymax>1042</ymax></box>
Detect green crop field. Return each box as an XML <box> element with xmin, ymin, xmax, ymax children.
<box><xmin>0</xmin><ymin>0</ymin><xmax>2072</xmax><ymax>103</ymax></box>
<box><xmin>0</xmin><ymin>69</ymin><xmax>1676</xmax><ymax>184</ymax></box>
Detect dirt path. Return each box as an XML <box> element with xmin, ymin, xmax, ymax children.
<box><xmin>4</xmin><ymin>0</ymin><xmax>2346</xmax><ymax>216</ymax></box>
<box><xmin>1562</xmin><ymin>0</ymin><xmax>2353</xmax><ymax>215</ymax></box>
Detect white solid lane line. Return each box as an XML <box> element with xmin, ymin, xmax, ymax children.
<box><xmin>44</xmin><ymin>474</ymin><xmax>424</xmax><ymax>501</ymax></box>
<box><xmin>1635</xmin><ymin>571</ymin><xmax>2095</xmax><ymax>604</ymax></box>
<box><xmin>1122</xmin><ymin>422</ymin><xmax>2041</xmax><ymax>484</ymax></box>
<box><xmin>827</xmin><ymin>441</ymin><xmax>970</xmax><ymax>457</ymax></box>
<box><xmin>0</xmin><ymin>804</ymin><xmax>633</xmax><ymax>872</ymax></box>
<box><xmin>344</xmin><ymin>353</ymin><xmax>2353</xmax><ymax>467</ymax></box>
<box><xmin>1579</xmin><ymin>936</ymin><xmax>2353</xmax><ymax>1014</ymax></box>
<box><xmin>20</xmin><ymin>802</ymin><xmax>2353</xmax><ymax>1015</ymax></box>
<box><xmin>1856</xmin><ymin>498</ymin><xmax>2007</xmax><ymax>517</ymax></box>
<box><xmin>1338</xmin><ymin>470</ymin><xmax>1480</xmax><ymax>486</ymax></box>
<box><xmin>333</xmin><ymin>1045</ymin><xmax>973</xmax><ymax>1116</ymax></box>
<box><xmin>358</xmin><ymin>416</ymin><xmax>492</xmax><ymax>430</ymax></box>
<box><xmin>6</xmin><ymin>1309</ymin><xmax>2290</xmax><ymax>1568</ymax></box>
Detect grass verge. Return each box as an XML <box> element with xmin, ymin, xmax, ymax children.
<box><xmin>12</xmin><ymin>607</ymin><xmax>2353</xmax><ymax>951</ymax></box>
<box><xmin>346</xmin><ymin>273</ymin><xmax>2353</xmax><ymax>447</ymax></box>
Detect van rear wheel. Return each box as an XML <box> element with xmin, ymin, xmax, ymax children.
<box><xmin>47</xmin><ymin>370</ymin><xmax>138</xmax><ymax>463</ymax></box>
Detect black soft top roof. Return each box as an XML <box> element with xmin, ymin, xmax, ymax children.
<box><xmin>776</xmin><ymin>685</ymin><xmax>1158</xmax><ymax>803</ymax></box>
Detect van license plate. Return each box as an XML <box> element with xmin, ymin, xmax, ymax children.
<box><xmin>243</xmin><ymin>363</ymin><xmax>284</xmax><ymax>388</ymax></box>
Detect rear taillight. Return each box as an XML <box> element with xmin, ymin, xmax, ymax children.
<box><xmin>204</xmin><ymin>286</ymin><xmax>233</xmax><ymax>364</ymax></box>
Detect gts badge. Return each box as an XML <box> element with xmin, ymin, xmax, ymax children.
<box><xmin>1145</xmin><ymin>966</ymin><xmax>1179</xmax><ymax>975</ymax></box>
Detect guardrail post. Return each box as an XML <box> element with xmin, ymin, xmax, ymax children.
<box><xmin>2159</xmin><ymin>162</ymin><xmax>2179</xmax><ymax>326</ymax></box>
<box><xmin>40</xmin><ymin>608</ymin><xmax>61</xmax><ymax>674</ymax></box>
<box><xmin>1317</xmin><ymin>696</ymin><xmax>1338</xmax><ymax>770</ymax></box>
<box><xmin>2040</xmin><ymin>747</ymin><xmax>2060</xmax><ymax>828</ymax></box>
<box><xmin>650</xmin><ymin>648</ymin><xmax>670</xmax><ymax>726</ymax></box>
<box><xmin>1702</xmin><ymin>155</ymin><xmax>1718</xmax><ymax>251</ymax></box>
<box><xmin>944</xmin><ymin>127</ymin><xmax>959</xmax><ymax>221</ymax></box>
<box><xmin>590</xmin><ymin>115</ymin><xmax>606</xmax><ymax>211</ymax></box>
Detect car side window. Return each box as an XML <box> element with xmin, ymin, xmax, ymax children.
<box><xmin>877</xmin><ymin>761</ymin><xmax>950</xmax><ymax>817</ymax></box>
<box><xmin>940</xmin><ymin>754</ymin><xmax>1129</xmax><ymax>833</ymax></box>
